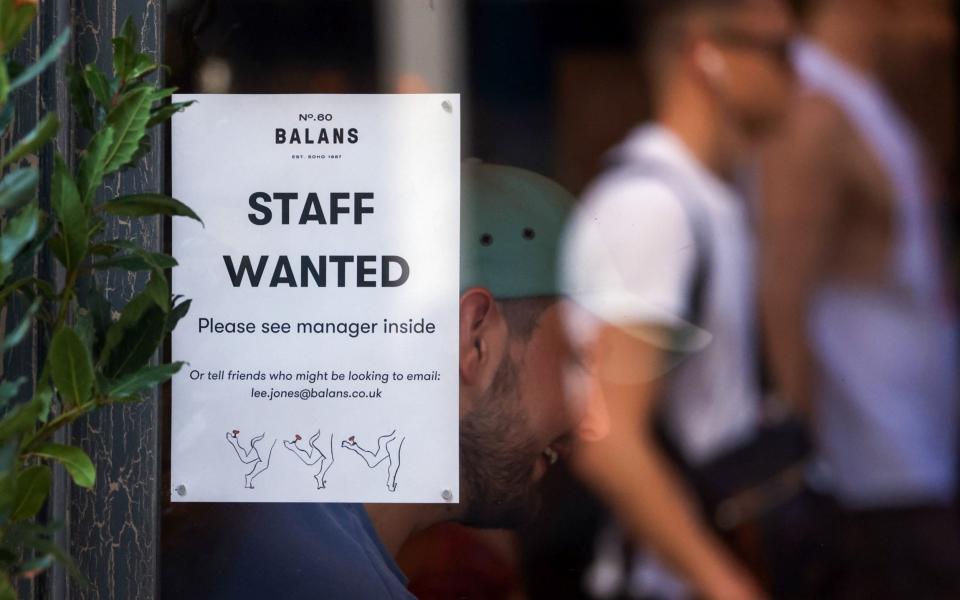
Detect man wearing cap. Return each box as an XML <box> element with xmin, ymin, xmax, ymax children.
<box><xmin>561</xmin><ymin>1</ymin><xmax>794</xmax><ymax>598</ymax></box>
<box><xmin>162</xmin><ymin>160</ymin><xmax>584</xmax><ymax>599</ymax></box>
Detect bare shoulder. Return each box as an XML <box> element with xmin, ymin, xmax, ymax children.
<box><xmin>760</xmin><ymin>94</ymin><xmax>855</xmax><ymax>223</ymax></box>
<box><xmin>769</xmin><ymin>93</ymin><xmax>854</xmax><ymax>163</ymax></box>
<box><xmin>774</xmin><ymin>92</ymin><xmax>891</xmax><ymax>202</ymax></box>
<box><xmin>792</xmin><ymin>94</ymin><xmax>849</xmax><ymax>132</ymax></box>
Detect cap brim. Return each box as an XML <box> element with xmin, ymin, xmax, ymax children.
<box><xmin>561</xmin><ymin>297</ymin><xmax>713</xmax><ymax>383</ymax></box>
<box><xmin>563</xmin><ymin>292</ymin><xmax>712</xmax><ymax>352</ymax></box>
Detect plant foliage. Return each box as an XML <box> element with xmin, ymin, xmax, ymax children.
<box><xmin>0</xmin><ymin>5</ymin><xmax>196</xmax><ymax>595</ymax></box>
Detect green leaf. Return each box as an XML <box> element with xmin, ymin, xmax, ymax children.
<box><xmin>9</xmin><ymin>28</ymin><xmax>71</xmax><ymax>91</ymax></box>
<box><xmin>143</xmin><ymin>271</ymin><xmax>170</xmax><ymax>311</ymax></box>
<box><xmin>76</xmin><ymin>279</ymin><xmax>113</xmax><ymax>359</ymax></box>
<box><xmin>31</xmin><ymin>277</ymin><xmax>55</xmax><ymax>299</ymax></box>
<box><xmin>0</xmin><ymin>201</ymin><xmax>38</xmax><ymax>258</ymax></box>
<box><xmin>77</xmin><ymin>126</ymin><xmax>114</xmax><ymax>203</ymax></box>
<box><xmin>47</xmin><ymin>233</ymin><xmax>66</xmax><ymax>267</ymax></box>
<box><xmin>0</xmin><ymin>102</ymin><xmax>14</xmax><ymax>137</ymax></box>
<box><xmin>146</xmin><ymin>100</ymin><xmax>195</xmax><ymax>128</ymax></box>
<box><xmin>111</xmin><ymin>37</ymin><xmax>135</xmax><ymax>82</ymax></box>
<box><xmin>12</xmin><ymin>553</ymin><xmax>54</xmax><ymax>576</ymax></box>
<box><xmin>92</xmin><ymin>238</ymin><xmax>140</xmax><ymax>252</ymax></box>
<box><xmin>128</xmin><ymin>54</ymin><xmax>157</xmax><ymax>80</ymax></box>
<box><xmin>50</xmin><ymin>155</ymin><xmax>73</xmax><ymax>215</ymax></box>
<box><xmin>74</xmin><ymin>311</ymin><xmax>96</xmax><ymax>358</ymax></box>
<box><xmin>0</xmin><ymin>113</ymin><xmax>58</xmax><ymax>168</ymax></box>
<box><xmin>100</xmin><ymin>292</ymin><xmax>166</xmax><ymax>378</ymax></box>
<box><xmin>151</xmin><ymin>86</ymin><xmax>177</xmax><ymax>101</ymax></box>
<box><xmin>66</xmin><ymin>64</ymin><xmax>94</xmax><ymax>130</ymax></box>
<box><xmin>166</xmin><ymin>298</ymin><xmax>191</xmax><ymax>333</ymax></box>
<box><xmin>31</xmin><ymin>443</ymin><xmax>95</xmax><ymax>488</ymax></box>
<box><xmin>103</xmin><ymin>193</ymin><xmax>202</xmax><ymax>224</ymax></box>
<box><xmin>1</xmin><ymin>297</ymin><xmax>38</xmax><ymax>352</ymax></box>
<box><xmin>104</xmin><ymin>304</ymin><xmax>166</xmax><ymax>377</ymax></box>
<box><xmin>3</xmin><ymin>520</ymin><xmax>87</xmax><ymax>585</ymax></box>
<box><xmin>102</xmin><ymin>86</ymin><xmax>152</xmax><ymax>174</ymax></box>
<box><xmin>128</xmin><ymin>133</ymin><xmax>152</xmax><ymax>166</ymax></box>
<box><xmin>89</xmin><ymin>242</ymin><xmax>120</xmax><ymax>257</ymax></box>
<box><xmin>82</xmin><ymin>64</ymin><xmax>111</xmax><ymax>108</ymax></box>
<box><xmin>90</xmin><ymin>287</ymin><xmax>114</xmax><ymax>345</ymax></box>
<box><xmin>49</xmin><ymin>327</ymin><xmax>94</xmax><ymax>408</ymax></box>
<box><xmin>0</xmin><ymin>60</ymin><xmax>8</xmax><ymax>107</ymax></box>
<box><xmin>34</xmin><ymin>384</ymin><xmax>52</xmax><ymax>423</ymax></box>
<box><xmin>0</xmin><ymin>377</ymin><xmax>24</xmax><ymax>399</ymax></box>
<box><xmin>0</xmin><ymin>395</ymin><xmax>42</xmax><ymax>442</ymax></box>
<box><xmin>0</xmin><ymin>201</ymin><xmax>38</xmax><ymax>262</ymax></box>
<box><xmin>10</xmin><ymin>212</ymin><xmax>52</xmax><ymax>281</ymax></box>
<box><xmin>0</xmin><ymin>275</ymin><xmax>36</xmax><ymax>304</ymax></box>
<box><xmin>0</xmin><ymin>435</ymin><xmax>17</xmax><ymax>467</ymax></box>
<box><xmin>87</xmin><ymin>217</ymin><xmax>104</xmax><ymax>239</ymax></box>
<box><xmin>0</xmin><ymin>572</ymin><xmax>13</xmax><ymax>600</ymax></box>
<box><xmin>35</xmin><ymin>541</ymin><xmax>87</xmax><ymax>586</ymax></box>
<box><xmin>0</xmin><ymin>377</ymin><xmax>25</xmax><ymax>410</ymax></box>
<box><xmin>98</xmin><ymin>288</ymin><xmax>152</xmax><ymax>363</ymax></box>
<box><xmin>121</xmin><ymin>15</ymin><xmax>138</xmax><ymax>48</ymax></box>
<box><xmin>11</xmin><ymin>465</ymin><xmax>51</xmax><ymax>521</ymax></box>
<box><xmin>89</xmin><ymin>239</ymin><xmax>177</xmax><ymax>271</ymax></box>
<box><xmin>0</xmin><ymin>202</ymin><xmax>39</xmax><ymax>283</ymax></box>
<box><xmin>0</xmin><ymin>167</ymin><xmax>38</xmax><ymax>210</ymax></box>
<box><xmin>0</xmin><ymin>0</ymin><xmax>37</xmax><ymax>59</ymax></box>
<box><xmin>51</xmin><ymin>155</ymin><xmax>88</xmax><ymax>270</ymax></box>
<box><xmin>106</xmin><ymin>361</ymin><xmax>183</xmax><ymax>396</ymax></box>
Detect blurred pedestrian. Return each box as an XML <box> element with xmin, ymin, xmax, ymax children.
<box><xmin>562</xmin><ymin>0</ymin><xmax>795</xmax><ymax>598</ymax></box>
<box><xmin>760</xmin><ymin>0</ymin><xmax>960</xmax><ymax>597</ymax></box>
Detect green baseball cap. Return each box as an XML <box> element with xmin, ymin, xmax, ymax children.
<box><xmin>460</xmin><ymin>158</ymin><xmax>576</xmax><ymax>299</ymax></box>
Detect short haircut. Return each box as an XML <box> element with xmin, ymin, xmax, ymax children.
<box><xmin>498</xmin><ymin>296</ymin><xmax>555</xmax><ymax>341</ymax></box>
<box><xmin>637</xmin><ymin>0</ymin><xmax>755</xmax><ymax>98</ymax></box>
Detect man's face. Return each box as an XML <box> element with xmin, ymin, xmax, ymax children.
<box><xmin>709</xmin><ymin>0</ymin><xmax>796</xmax><ymax>138</ymax></box>
<box><xmin>459</xmin><ymin>302</ymin><xmax>580</xmax><ymax>529</ymax></box>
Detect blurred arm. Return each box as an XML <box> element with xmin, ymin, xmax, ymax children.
<box><xmin>573</xmin><ymin>324</ymin><xmax>763</xmax><ymax>600</ymax></box>
<box><xmin>759</xmin><ymin>97</ymin><xmax>843</xmax><ymax>413</ymax></box>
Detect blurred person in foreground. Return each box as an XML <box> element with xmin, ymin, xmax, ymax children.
<box><xmin>760</xmin><ymin>0</ymin><xmax>960</xmax><ymax>597</ymax></box>
<box><xmin>162</xmin><ymin>161</ymin><xmax>584</xmax><ymax>599</ymax></box>
<box><xmin>561</xmin><ymin>0</ymin><xmax>795</xmax><ymax>598</ymax></box>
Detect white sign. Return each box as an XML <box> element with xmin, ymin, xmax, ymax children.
<box><xmin>170</xmin><ymin>94</ymin><xmax>460</xmax><ymax>503</ymax></box>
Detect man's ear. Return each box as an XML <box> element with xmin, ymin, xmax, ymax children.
<box><xmin>459</xmin><ymin>287</ymin><xmax>506</xmax><ymax>388</ymax></box>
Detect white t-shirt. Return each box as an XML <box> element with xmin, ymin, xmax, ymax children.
<box><xmin>561</xmin><ymin>124</ymin><xmax>759</xmax><ymax>465</ymax></box>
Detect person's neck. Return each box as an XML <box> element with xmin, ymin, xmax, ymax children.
<box><xmin>808</xmin><ymin>7</ymin><xmax>878</xmax><ymax>79</ymax></box>
<box><xmin>657</xmin><ymin>86</ymin><xmax>742</xmax><ymax>181</ymax></box>
<box><xmin>363</xmin><ymin>502</ymin><xmax>460</xmax><ymax>557</ymax></box>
